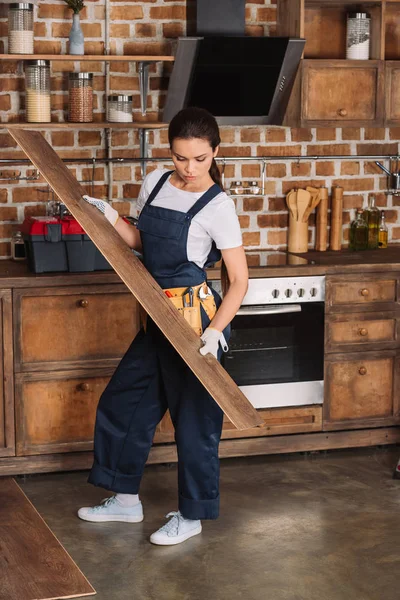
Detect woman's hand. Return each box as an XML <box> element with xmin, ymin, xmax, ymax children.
<box><xmin>82</xmin><ymin>195</ymin><xmax>119</xmax><ymax>226</ymax></box>
<box><xmin>199</xmin><ymin>327</ymin><xmax>221</xmax><ymax>358</ymax></box>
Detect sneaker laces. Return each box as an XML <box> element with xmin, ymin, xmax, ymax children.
<box><xmin>92</xmin><ymin>496</ymin><xmax>118</xmax><ymax>511</ymax></box>
<box><xmin>158</xmin><ymin>511</ymin><xmax>184</xmax><ymax>536</ymax></box>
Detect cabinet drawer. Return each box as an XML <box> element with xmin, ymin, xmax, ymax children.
<box><xmin>326</xmin><ymin>276</ymin><xmax>398</xmax><ymax>311</ymax></box>
<box><xmin>14</xmin><ymin>286</ymin><xmax>140</xmax><ymax>371</ymax></box>
<box><xmin>15</xmin><ymin>370</ymin><xmax>112</xmax><ymax>455</ymax></box>
<box><xmin>324</xmin><ymin>352</ymin><xmax>400</xmax><ymax>430</ymax></box>
<box><xmin>302</xmin><ymin>61</ymin><xmax>383</xmax><ymax>124</ymax></box>
<box><xmin>325</xmin><ymin>313</ymin><xmax>399</xmax><ymax>352</ymax></box>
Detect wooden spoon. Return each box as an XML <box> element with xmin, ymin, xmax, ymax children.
<box><xmin>296</xmin><ymin>188</ymin><xmax>311</xmax><ymax>222</ymax></box>
<box><xmin>302</xmin><ymin>187</ymin><xmax>321</xmax><ymax>222</ymax></box>
<box><xmin>286</xmin><ymin>189</ymin><xmax>297</xmax><ymax>220</ymax></box>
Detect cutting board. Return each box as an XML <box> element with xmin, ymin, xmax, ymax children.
<box><xmin>9</xmin><ymin>128</ymin><xmax>263</xmax><ymax>431</ymax></box>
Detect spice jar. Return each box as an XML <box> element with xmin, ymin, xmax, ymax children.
<box><xmin>247</xmin><ymin>181</ymin><xmax>261</xmax><ymax>195</ymax></box>
<box><xmin>346</xmin><ymin>12</ymin><xmax>370</xmax><ymax>60</ymax></box>
<box><xmin>11</xmin><ymin>231</ymin><xmax>26</xmax><ymax>261</ymax></box>
<box><xmin>68</xmin><ymin>73</ymin><xmax>93</xmax><ymax>123</ymax></box>
<box><xmin>25</xmin><ymin>59</ymin><xmax>51</xmax><ymax>123</ymax></box>
<box><xmin>229</xmin><ymin>181</ymin><xmax>244</xmax><ymax>195</ymax></box>
<box><xmin>107</xmin><ymin>95</ymin><xmax>133</xmax><ymax>123</ymax></box>
<box><xmin>8</xmin><ymin>3</ymin><xmax>34</xmax><ymax>55</ymax></box>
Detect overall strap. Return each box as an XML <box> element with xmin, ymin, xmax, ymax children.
<box><xmin>145</xmin><ymin>171</ymin><xmax>174</xmax><ymax>206</ymax></box>
<box><xmin>186</xmin><ymin>184</ymin><xmax>222</xmax><ymax>220</ymax></box>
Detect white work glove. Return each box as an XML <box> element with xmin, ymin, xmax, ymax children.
<box><xmin>199</xmin><ymin>327</ymin><xmax>228</xmax><ymax>359</ymax></box>
<box><xmin>82</xmin><ymin>195</ymin><xmax>119</xmax><ymax>226</ymax></box>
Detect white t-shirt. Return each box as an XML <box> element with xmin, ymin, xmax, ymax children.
<box><xmin>136</xmin><ymin>169</ymin><xmax>242</xmax><ymax>268</ymax></box>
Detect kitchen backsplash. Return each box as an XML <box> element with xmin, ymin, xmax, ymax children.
<box><xmin>0</xmin><ymin>0</ymin><xmax>399</xmax><ymax>261</ymax></box>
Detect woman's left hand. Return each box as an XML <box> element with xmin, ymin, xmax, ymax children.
<box><xmin>199</xmin><ymin>327</ymin><xmax>222</xmax><ymax>359</ymax></box>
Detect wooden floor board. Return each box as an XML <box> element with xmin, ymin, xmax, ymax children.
<box><xmin>0</xmin><ymin>477</ymin><xmax>95</xmax><ymax>600</ymax></box>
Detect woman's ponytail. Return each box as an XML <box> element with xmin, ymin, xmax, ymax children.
<box><xmin>209</xmin><ymin>158</ymin><xmax>222</xmax><ymax>188</ymax></box>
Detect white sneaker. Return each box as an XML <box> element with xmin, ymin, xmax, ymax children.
<box><xmin>77</xmin><ymin>496</ymin><xmax>144</xmax><ymax>523</ymax></box>
<box><xmin>150</xmin><ymin>511</ymin><xmax>202</xmax><ymax>546</ymax></box>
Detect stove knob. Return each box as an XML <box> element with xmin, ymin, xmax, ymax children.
<box><xmin>272</xmin><ymin>289</ymin><xmax>280</xmax><ymax>299</ymax></box>
<box><xmin>297</xmin><ymin>288</ymin><xmax>305</xmax><ymax>298</ymax></box>
<box><xmin>310</xmin><ymin>287</ymin><xmax>318</xmax><ymax>297</ymax></box>
<box><xmin>285</xmin><ymin>289</ymin><xmax>293</xmax><ymax>298</ymax></box>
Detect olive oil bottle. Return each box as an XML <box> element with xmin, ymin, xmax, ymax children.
<box><xmin>349</xmin><ymin>209</ymin><xmax>368</xmax><ymax>251</ymax></box>
<box><xmin>378</xmin><ymin>210</ymin><xmax>388</xmax><ymax>248</ymax></box>
<box><xmin>363</xmin><ymin>195</ymin><xmax>380</xmax><ymax>249</ymax></box>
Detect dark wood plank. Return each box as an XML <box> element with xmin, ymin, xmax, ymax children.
<box><xmin>9</xmin><ymin>128</ymin><xmax>263</xmax><ymax>431</ymax></box>
<box><xmin>0</xmin><ymin>477</ymin><xmax>95</xmax><ymax>600</ymax></box>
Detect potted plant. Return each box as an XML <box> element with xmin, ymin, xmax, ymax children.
<box><xmin>64</xmin><ymin>0</ymin><xmax>85</xmax><ymax>55</ymax></box>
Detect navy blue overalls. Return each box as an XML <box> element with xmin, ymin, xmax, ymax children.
<box><xmin>88</xmin><ymin>171</ymin><xmax>231</xmax><ymax>520</ymax></box>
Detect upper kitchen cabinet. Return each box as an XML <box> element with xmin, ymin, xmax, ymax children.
<box><xmin>277</xmin><ymin>0</ymin><xmax>390</xmax><ymax>127</ymax></box>
<box><xmin>385</xmin><ymin>2</ymin><xmax>400</xmax><ymax>123</ymax></box>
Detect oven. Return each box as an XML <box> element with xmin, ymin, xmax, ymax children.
<box><xmin>216</xmin><ymin>276</ymin><xmax>325</xmax><ymax>409</ymax></box>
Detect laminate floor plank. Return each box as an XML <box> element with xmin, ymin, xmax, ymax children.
<box><xmin>0</xmin><ymin>477</ymin><xmax>95</xmax><ymax>600</ymax></box>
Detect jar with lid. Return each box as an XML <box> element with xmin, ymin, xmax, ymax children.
<box><xmin>107</xmin><ymin>95</ymin><xmax>133</xmax><ymax>123</ymax></box>
<box><xmin>229</xmin><ymin>181</ymin><xmax>244</xmax><ymax>195</ymax></box>
<box><xmin>8</xmin><ymin>3</ymin><xmax>34</xmax><ymax>55</ymax></box>
<box><xmin>11</xmin><ymin>231</ymin><xmax>26</xmax><ymax>261</ymax></box>
<box><xmin>68</xmin><ymin>73</ymin><xmax>93</xmax><ymax>123</ymax></box>
<box><xmin>346</xmin><ymin>12</ymin><xmax>370</xmax><ymax>60</ymax></box>
<box><xmin>25</xmin><ymin>60</ymin><xmax>51</xmax><ymax>123</ymax></box>
<box><xmin>349</xmin><ymin>209</ymin><xmax>368</xmax><ymax>251</ymax></box>
<box><xmin>247</xmin><ymin>181</ymin><xmax>261</xmax><ymax>195</ymax></box>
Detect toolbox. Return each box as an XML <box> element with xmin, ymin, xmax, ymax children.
<box><xmin>20</xmin><ymin>215</ymin><xmax>113</xmax><ymax>273</ymax></box>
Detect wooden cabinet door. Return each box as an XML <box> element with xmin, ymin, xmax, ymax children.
<box><xmin>324</xmin><ymin>351</ymin><xmax>400</xmax><ymax>430</ymax></box>
<box><xmin>385</xmin><ymin>61</ymin><xmax>400</xmax><ymax>124</ymax></box>
<box><xmin>302</xmin><ymin>60</ymin><xmax>383</xmax><ymax>126</ymax></box>
<box><xmin>0</xmin><ymin>290</ymin><xmax>14</xmax><ymax>457</ymax></box>
<box><xmin>14</xmin><ymin>284</ymin><xmax>140</xmax><ymax>372</ymax></box>
<box><xmin>15</xmin><ymin>369</ymin><xmax>113</xmax><ymax>455</ymax></box>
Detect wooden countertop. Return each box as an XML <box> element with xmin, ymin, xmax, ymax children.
<box><xmin>1</xmin><ymin>247</ymin><xmax>400</xmax><ymax>287</ymax></box>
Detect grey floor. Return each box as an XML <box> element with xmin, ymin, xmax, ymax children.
<box><xmin>18</xmin><ymin>446</ymin><xmax>400</xmax><ymax>600</ymax></box>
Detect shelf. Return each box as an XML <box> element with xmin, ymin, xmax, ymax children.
<box><xmin>0</xmin><ymin>54</ymin><xmax>174</xmax><ymax>62</ymax></box>
<box><xmin>1</xmin><ymin>122</ymin><xmax>168</xmax><ymax>129</ymax></box>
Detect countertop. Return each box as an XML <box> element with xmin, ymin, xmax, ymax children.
<box><xmin>1</xmin><ymin>247</ymin><xmax>400</xmax><ymax>288</ymax></box>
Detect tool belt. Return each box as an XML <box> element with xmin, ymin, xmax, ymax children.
<box><xmin>140</xmin><ymin>282</ymin><xmax>217</xmax><ymax>336</ymax></box>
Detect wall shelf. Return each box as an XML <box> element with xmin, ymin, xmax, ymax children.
<box><xmin>0</xmin><ymin>54</ymin><xmax>174</xmax><ymax>62</ymax></box>
<box><xmin>1</xmin><ymin>122</ymin><xmax>168</xmax><ymax>129</ymax></box>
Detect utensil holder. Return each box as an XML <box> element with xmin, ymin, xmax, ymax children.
<box><xmin>288</xmin><ymin>213</ymin><xmax>308</xmax><ymax>253</ymax></box>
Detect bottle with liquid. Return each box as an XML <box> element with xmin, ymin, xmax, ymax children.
<box><xmin>363</xmin><ymin>195</ymin><xmax>380</xmax><ymax>249</ymax></box>
<box><xmin>349</xmin><ymin>209</ymin><xmax>368</xmax><ymax>251</ymax></box>
<box><xmin>378</xmin><ymin>210</ymin><xmax>388</xmax><ymax>248</ymax></box>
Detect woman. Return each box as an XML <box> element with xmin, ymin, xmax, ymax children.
<box><xmin>78</xmin><ymin>107</ymin><xmax>249</xmax><ymax>545</ymax></box>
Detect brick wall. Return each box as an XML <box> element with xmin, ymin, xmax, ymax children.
<box><xmin>0</xmin><ymin>0</ymin><xmax>399</xmax><ymax>261</ymax></box>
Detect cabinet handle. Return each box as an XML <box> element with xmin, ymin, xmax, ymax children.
<box><xmin>359</xmin><ymin>328</ymin><xmax>368</xmax><ymax>336</ymax></box>
<box><xmin>337</xmin><ymin>108</ymin><xmax>348</xmax><ymax>117</ymax></box>
<box><xmin>358</xmin><ymin>367</ymin><xmax>367</xmax><ymax>376</ymax></box>
<box><xmin>360</xmin><ymin>288</ymin><xmax>369</xmax><ymax>297</ymax></box>
<box><xmin>78</xmin><ymin>299</ymin><xmax>89</xmax><ymax>308</ymax></box>
<box><xmin>77</xmin><ymin>382</ymin><xmax>90</xmax><ymax>392</ymax></box>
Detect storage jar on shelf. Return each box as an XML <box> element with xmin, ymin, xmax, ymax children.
<box><xmin>107</xmin><ymin>95</ymin><xmax>133</xmax><ymax>123</ymax></box>
<box><xmin>8</xmin><ymin>3</ymin><xmax>34</xmax><ymax>55</ymax></box>
<box><xmin>68</xmin><ymin>73</ymin><xmax>93</xmax><ymax>123</ymax></box>
<box><xmin>346</xmin><ymin>12</ymin><xmax>370</xmax><ymax>60</ymax></box>
<box><xmin>25</xmin><ymin>59</ymin><xmax>51</xmax><ymax>123</ymax></box>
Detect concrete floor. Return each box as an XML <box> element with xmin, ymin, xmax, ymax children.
<box><xmin>18</xmin><ymin>446</ymin><xmax>400</xmax><ymax>600</ymax></box>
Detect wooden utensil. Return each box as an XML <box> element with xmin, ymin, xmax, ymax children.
<box><xmin>302</xmin><ymin>187</ymin><xmax>321</xmax><ymax>222</ymax></box>
<box><xmin>330</xmin><ymin>185</ymin><xmax>344</xmax><ymax>251</ymax></box>
<box><xmin>315</xmin><ymin>187</ymin><xmax>329</xmax><ymax>251</ymax></box>
<box><xmin>287</xmin><ymin>189</ymin><xmax>297</xmax><ymax>220</ymax></box>
<box><xmin>296</xmin><ymin>188</ymin><xmax>311</xmax><ymax>222</ymax></box>
<box><xmin>9</xmin><ymin>128</ymin><xmax>263</xmax><ymax>431</ymax></box>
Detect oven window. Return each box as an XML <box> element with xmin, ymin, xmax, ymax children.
<box><xmin>222</xmin><ymin>303</ymin><xmax>324</xmax><ymax>386</ymax></box>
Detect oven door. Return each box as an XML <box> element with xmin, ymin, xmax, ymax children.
<box><xmin>222</xmin><ymin>302</ymin><xmax>324</xmax><ymax>409</ymax></box>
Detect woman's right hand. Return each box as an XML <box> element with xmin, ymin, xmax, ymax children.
<box><xmin>82</xmin><ymin>195</ymin><xmax>119</xmax><ymax>227</ymax></box>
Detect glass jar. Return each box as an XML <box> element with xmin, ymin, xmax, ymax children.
<box><xmin>107</xmin><ymin>95</ymin><xmax>133</xmax><ymax>123</ymax></box>
<box><xmin>346</xmin><ymin>12</ymin><xmax>370</xmax><ymax>60</ymax></box>
<box><xmin>349</xmin><ymin>209</ymin><xmax>368</xmax><ymax>251</ymax></box>
<box><xmin>11</xmin><ymin>231</ymin><xmax>26</xmax><ymax>261</ymax></box>
<box><xmin>25</xmin><ymin>59</ymin><xmax>51</xmax><ymax>123</ymax></box>
<box><xmin>248</xmin><ymin>181</ymin><xmax>261</xmax><ymax>195</ymax></box>
<box><xmin>68</xmin><ymin>73</ymin><xmax>93</xmax><ymax>123</ymax></box>
<box><xmin>8</xmin><ymin>3</ymin><xmax>34</xmax><ymax>55</ymax></box>
<box><xmin>229</xmin><ymin>181</ymin><xmax>244</xmax><ymax>195</ymax></box>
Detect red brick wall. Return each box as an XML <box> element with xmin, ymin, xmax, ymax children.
<box><xmin>0</xmin><ymin>0</ymin><xmax>399</xmax><ymax>261</ymax></box>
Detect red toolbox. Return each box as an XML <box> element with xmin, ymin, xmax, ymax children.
<box><xmin>20</xmin><ymin>215</ymin><xmax>113</xmax><ymax>273</ymax></box>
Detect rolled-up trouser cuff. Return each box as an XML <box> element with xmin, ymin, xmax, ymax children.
<box><xmin>88</xmin><ymin>460</ymin><xmax>142</xmax><ymax>494</ymax></box>
<box><xmin>179</xmin><ymin>493</ymin><xmax>220</xmax><ymax>520</ymax></box>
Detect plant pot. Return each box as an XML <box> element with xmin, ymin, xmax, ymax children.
<box><xmin>69</xmin><ymin>13</ymin><xmax>84</xmax><ymax>55</ymax></box>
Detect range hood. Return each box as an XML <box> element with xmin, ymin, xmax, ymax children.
<box><xmin>163</xmin><ymin>0</ymin><xmax>305</xmax><ymax>126</ymax></box>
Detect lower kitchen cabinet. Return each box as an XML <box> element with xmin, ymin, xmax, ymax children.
<box><xmin>15</xmin><ymin>369</ymin><xmax>113</xmax><ymax>456</ymax></box>
<box><xmin>325</xmin><ymin>311</ymin><xmax>400</xmax><ymax>353</ymax></box>
<box><xmin>324</xmin><ymin>351</ymin><xmax>400</xmax><ymax>430</ymax></box>
<box><xmin>0</xmin><ymin>290</ymin><xmax>14</xmax><ymax>457</ymax></box>
<box><xmin>153</xmin><ymin>406</ymin><xmax>322</xmax><ymax>443</ymax></box>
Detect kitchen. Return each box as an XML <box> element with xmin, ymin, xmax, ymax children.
<box><xmin>1</xmin><ymin>0</ymin><xmax>400</xmax><ymax>599</ymax></box>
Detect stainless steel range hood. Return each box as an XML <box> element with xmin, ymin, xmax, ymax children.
<box><xmin>163</xmin><ymin>0</ymin><xmax>305</xmax><ymax>126</ymax></box>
